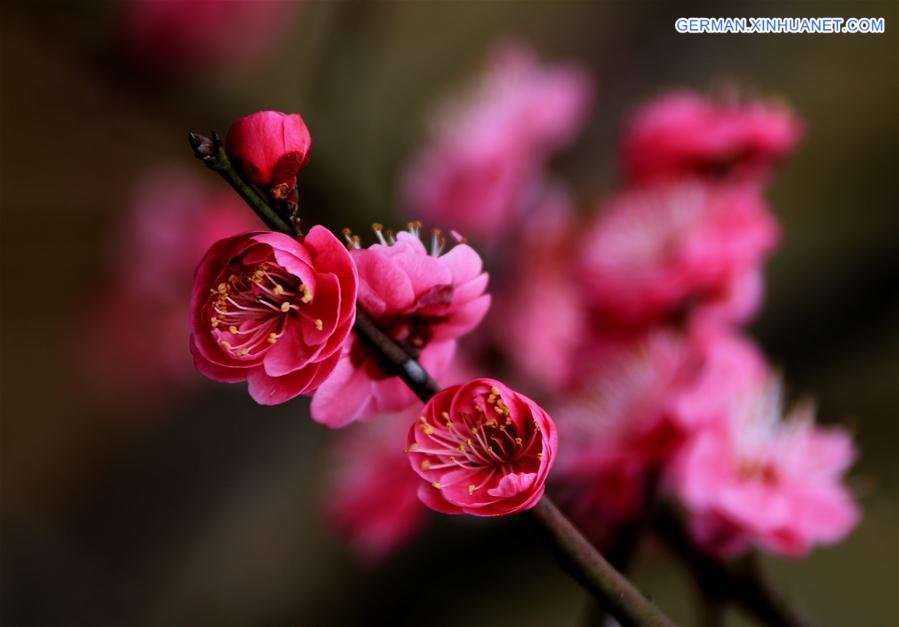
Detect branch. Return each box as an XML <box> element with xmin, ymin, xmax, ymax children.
<box><xmin>189</xmin><ymin>130</ymin><xmax>676</xmax><ymax>627</ymax></box>
<box><xmin>352</xmin><ymin>308</ymin><xmax>441</xmax><ymax>403</ymax></box>
<box><xmin>189</xmin><ymin>132</ymin><xmax>295</xmax><ymax>235</ymax></box>
<box><xmin>531</xmin><ymin>498</ymin><xmax>676</xmax><ymax>627</ymax></box>
<box><xmin>653</xmin><ymin>506</ymin><xmax>814</xmax><ymax>627</ymax></box>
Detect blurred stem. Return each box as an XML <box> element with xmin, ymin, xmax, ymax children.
<box><xmin>190</xmin><ymin>130</ymin><xmax>674</xmax><ymax>627</ymax></box>
<box><xmin>653</xmin><ymin>506</ymin><xmax>814</xmax><ymax>627</ymax></box>
<box><xmin>585</xmin><ymin>468</ymin><xmax>662</xmax><ymax>627</ymax></box>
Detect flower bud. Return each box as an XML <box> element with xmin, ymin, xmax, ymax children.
<box><xmin>225</xmin><ymin>111</ymin><xmax>312</xmax><ymax>186</ymax></box>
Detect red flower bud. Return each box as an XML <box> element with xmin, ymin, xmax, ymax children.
<box><xmin>225</xmin><ymin>111</ymin><xmax>312</xmax><ymax>186</ymax></box>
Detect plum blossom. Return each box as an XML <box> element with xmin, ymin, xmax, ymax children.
<box><xmin>670</xmin><ymin>378</ymin><xmax>860</xmax><ymax>557</ymax></box>
<box><xmin>326</xmin><ymin>407</ymin><xmax>428</xmax><ymax>561</ymax></box>
<box><xmin>578</xmin><ymin>180</ymin><xmax>780</xmax><ymax>330</ymax></box>
<box><xmin>190</xmin><ymin>227</ymin><xmax>357</xmax><ymax>405</ymax></box>
<box><xmin>552</xmin><ymin>330</ymin><xmax>701</xmax><ymax>533</ymax></box>
<box><xmin>403</xmin><ymin>41</ymin><xmax>593</xmax><ymax>239</ymax></box>
<box><xmin>621</xmin><ymin>90</ymin><xmax>804</xmax><ymax>184</ymax></box>
<box><xmin>407</xmin><ymin>379</ymin><xmax>557</xmax><ymax>516</ymax></box>
<box><xmin>310</xmin><ymin>225</ymin><xmax>490</xmax><ymax>427</ymax></box>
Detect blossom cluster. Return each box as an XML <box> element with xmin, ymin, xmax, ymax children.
<box><xmin>328</xmin><ymin>42</ymin><xmax>856</xmax><ymax>560</ymax></box>
<box><xmin>92</xmin><ymin>39</ymin><xmax>859</xmax><ymax>567</ymax></box>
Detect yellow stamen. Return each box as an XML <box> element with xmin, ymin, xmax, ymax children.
<box><xmin>314</xmin><ymin>319</ymin><xmax>323</xmax><ymax>331</ymax></box>
<box><xmin>280</xmin><ymin>302</ymin><xmax>291</xmax><ymax>312</ymax></box>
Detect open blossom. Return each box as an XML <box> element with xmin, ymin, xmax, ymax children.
<box><xmin>552</xmin><ymin>330</ymin><xmax>701</xmax><ymax>531</ymax></box>
<box><xmin>578</xmin><ymin>180</ymin><xmax>779</xmax><ymax>330</ymax></box>
<box><xmin>670</xmin><ymin>378</ymin><xmax>860</xmax><ymax>558</ymax></box>
<box><xmin>190</xmin><ymin>227</ymin><xmax>357</xmax><ymax>405</ymax></box>
<box><xmin>326</xmin><ymin>407</ymin><xmax>428</xmax><ymax>562</ymax></box>
<box><xmin>310</xmin><ymin>226</ymin><xmax>490</xmax><ymax>427</ymax></box>
<box><xmin>226</xmin><ymin>111</ymin><xmax>312</xmax><ymax>188</ymax></box>
<box><xmin>403</xmin><ymin>41</ymin><xmax>593</xmax><ymax>238</ymax></box>
<box><xmin>126</xmin><ymin>0</ymin><xmax>298</xmax><ymax>73</ymax></box>
<box><xmin>407</xmin><ymin>379</ymin><xmax>557</xmax><ymax>516</ymax></box>
<box><xmin>76</xmin><ymin>168</ymin><xmax>260</xmax><ymax>402</ymax></box>
<box><xmin>621</xmin><ymin>90</ymin><xmax>804</xmax><ymax>184</ymax></box>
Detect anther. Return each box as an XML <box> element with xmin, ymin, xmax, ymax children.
<box><xmin>431</xmin><ymin>482</ymin><xmax>442</xmax><ymax>490</ymax></box>
<box><xmin>280</xmin><ymin>302</ymin><xmax>291</xmax><ymax>312</ymax></box>
<box><xmin>273</xmin><ymin>284</ymin><xmax>284</xmax><ymax>296</ymax></box>
<box><xmin>229</xmin><ymin>325</ymin><xmax>238</xmax><ymax>334</ymax></box>
<box><xmin>314</xmin><ymin>319</ymin><xmax>323</xmax><ymax>331</ymax></box>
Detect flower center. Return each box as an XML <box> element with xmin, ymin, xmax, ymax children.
<box><xmin>207</xmin><ymin>260</ymin><xmax>314</xmax><ymax>359</ymax></box>
<box><xmin>410</xmin><ymin>387</ymin><xmax>543</xmax><ymax>495</ymax></box>
<box><xmin>737</xmin><ymin>458</ymin><xmax>779</xmax><ymax>485</ymax></box>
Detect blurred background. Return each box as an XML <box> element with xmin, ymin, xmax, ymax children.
<box><xmin>1</xmin><ymin>1</ymin><xmax>896</xmax><ymax>626</ymax></box>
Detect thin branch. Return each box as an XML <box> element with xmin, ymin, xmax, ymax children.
<box><xmin>189</xmin><ymin>131</ymin><xmax>295</xmax><ymax>235</ymax></box>
<box><xmin>353</xmin><ymin>308</ymin><xmax>441</xmax><ymax>403</ymax></box>
<box><xmin>531</xmin><ymin>498</ymin><xmax>676</xmax><ymax>627</ymax></box>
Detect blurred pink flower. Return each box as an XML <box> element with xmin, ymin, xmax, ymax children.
<box><xmin>494</xmin><ymin>184</ymin><xmax>587</xmax><ymax>391</ymax></box>
<box><xmin>190</xmin><ymin>227</ymin><xmax>357</xmax><ymax>405</ymax></box>
<box><xmin>407</xmin><ymin>379</ymin><xmax>557</xmax><ymax>517</ymax></box>
<box><xmin>670</xmin><ymin>378</ymin><xmax>860</xmax><ymax>558</ymax></box>
<box><xmin>553</xmin><ymin>330</ymin><xmax>701</xmax><ymax>528</ymax></box>
<box><xmin>327</xmin><ymin>407</ymin><xmax>428</xmax><ymax>562</ymax></box>
<box><xmin>311</xmin><ymin>228</ymin><xmax>490</xmax><ymax>427</ymax></box>
<box><xmin>403</xmin><ymin>41</ymin><xmax>594</xmax><ymax>239</ymax></box>
<box><xmin>673</xmin><ymin>322</ymin><xmax>770</xmax><ymax>430</ymax></box>
<box><xmin>578</xmin><ymin>180</ymin><xmax>780</xmax><ymax>330</ymax></box>
<box><xmin>226</xmin><ymin>111</ymin><xmax>312</xmax><ymax>187</ymax></box>
<box><xmin>77</xmin><ymin>169</ymin><xmax>260</xmax><ymax>402</ymax></box>
<box><xmin>621</xmin><ymin>90</ymin><xmax>804</xmax><ymax>184</ymax></box>
<box><xmin>126</xmin><ymin>0</ymin><xmax>298</xmax><ymax>73</ymax></box>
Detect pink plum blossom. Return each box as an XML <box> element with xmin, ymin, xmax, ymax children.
<box><xmin>76</xmin><ymin>168</ymin><xmax>261</xmax><ymax>402</ymax></box>
<box><xmin>310</xmin><ymin>227</ymin><xmax>490</xmax><ymax>427</ymax></box>
<box><xmin>552</xmin><ymin>330</ymin><xmax>701</xmax><ymax>532</ymax></box>
<box><xmin>578</xmin><ymin>180</ymin><xmax>780</xmax><ymax>330</ymax></box>
<box><xmin>326</xmin><ymin>407</ymin><xmax>428</xmax><ymax>561</ymax></box>
<box><xmin>190</xmin><ymin>227</ymin><xmax>357</xmax><ymax>405</ymax></box>
<box><xmin>621</xmin><ymin>90</ymin><xmax>804</xmax><ymax>184</ymax></box>
<box><xmin>407</xmin><ymin>378</ymin><xmax>557</xmax><ymax>517</ymax></box>
<box><xmin>403</xmin><ymin>41</ymin><xmax>594</xmax><ymax>239</ymax></box>
<box><xmin>670</xmin><ymin>378</ymin><xmax>860</xmax><ymax>557</ymax></box>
